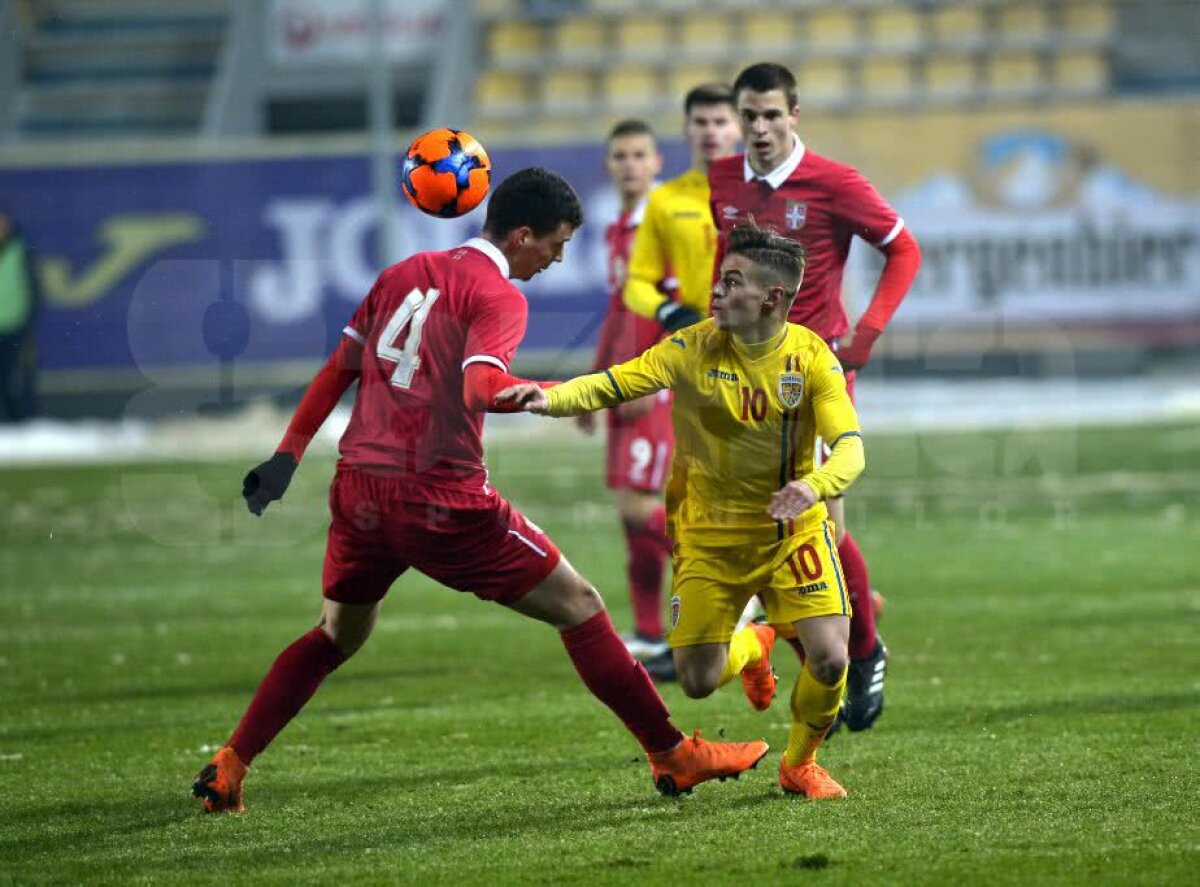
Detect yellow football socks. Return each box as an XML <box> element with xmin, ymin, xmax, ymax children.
<box><xmin>717</xmin><ymin>625</ymin><xmax>764</xmax><ymax>687</ymax></box>
<box><xmin>784</xmin><ymin>663</ymin><xmax>847</xmax><ymax>766</ymax></box>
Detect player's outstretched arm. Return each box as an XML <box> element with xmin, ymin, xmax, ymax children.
<box><xmin>243</xmin><ymin>335</ymin><xmax>363</xmax><ymax>516</ymax></box>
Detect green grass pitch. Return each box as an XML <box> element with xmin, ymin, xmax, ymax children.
<box><xmin>1</xmin><ymin>421</ymin><xmax>1197</xmax><ymax>884</ymax></box>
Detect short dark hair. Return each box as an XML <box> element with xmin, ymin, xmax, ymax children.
<box><xmin>725</xmin><ymin>221</ymin><xmax>807</xmax><ymax>298</ymax></box>
<box><xmin>483</xmin><ymin>167</ymin><xmax>584</xmax><ymax>237</ymax></box>
<box><xmin>732</xmin><ymin>63</ymin><xmax>798</xmax><ymax>110</ymax></box>
<box><xmin>683</xmin><ymin>82</ymin><xmax>734</xmax><ymax>115</ymax></box>
<box><xmin>607</xmin><ymin>118</ymin><xmax>656</xmax><ymax>142</ymax></box>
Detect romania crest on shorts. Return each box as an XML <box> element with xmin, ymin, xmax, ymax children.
<box><xmin>670</xmin><ymin>595</ymin><xmax>681</xmax><ymax>630</ymax></box>
<box><xmin>779</xmin><ymin>372</ymin><xmax>804</xmax><ymax>408</ymax></box>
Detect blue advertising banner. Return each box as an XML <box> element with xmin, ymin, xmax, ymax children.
<box><xmin>1</xmin><ymin>140</ymin><xmax>690</xmax><ymax>377</ymax></box>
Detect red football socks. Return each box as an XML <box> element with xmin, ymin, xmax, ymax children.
<box><xmin>560</xmin><ymin>610</ymin><xmax>683</xmax><ymax>754</ymax></box>
<box><xmin>839</xmin><ymin>533</ymin><xmax>878</xmax><ymax>660</ymax></box>
<box><xmin>228</xmin><ymin>627</ymin><xmax>346</xmax><ymax>764</ymax></box>
<box><xmin>623</xmin><ymin>507</ymin><xmax>671</xmax><ymax>639</ymax></box>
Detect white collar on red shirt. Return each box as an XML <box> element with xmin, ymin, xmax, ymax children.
<box><xmin>625</xmin><ymin>193</ymin><xmax>650</xmax><ymax>227</ymax></box>
<box><xmin>463</xmin><ymin>237</ymin><xmax>510</xmax><ymax>279</ymax></box>
<box><xmin>743</xmin><ymin>134</ymin><xmax>806</xmax><ymax>190</ymax></box>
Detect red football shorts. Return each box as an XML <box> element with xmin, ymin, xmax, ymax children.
<box><xmin>605</xmin><ymin>390</ymin><xmax>674</xmax><ymax>492</ymax></box>
<box><xmin>322</xmin><ymin>468</ymin><xmax>561</xmax><ymax>606</ymax></box>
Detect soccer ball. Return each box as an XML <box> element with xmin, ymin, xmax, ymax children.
<box><xmin>401</xmin><ymin>128</ymin><xmax>492</xmax><ymax>218</ymax></box>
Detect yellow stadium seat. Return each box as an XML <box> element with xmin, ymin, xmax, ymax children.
<box><xmin>799</xmin><ymin>60</ymin><xmax>850</xmax><ymax>107</ymax></box>
<box><xmin>931</xmin><ymin>5</ymin><xmax>984</xmax><ymax>48</ymax></box>
<box><xmin>998</xmin><ymin>2</ymin><xmax>1050</xmax><ymax>45</ymax></box>
<box><xmin>986</xmin><ymin>52</ymin><xmax>1042</xmax><ymax>97</ymax></box>
<box><xmin>679</xmin><ymin>12</ymin><xmax>732</xmax><ymax>57</ymax></box>
<box><xmin>743</xmin><ymin>11</ymin><xmax>796</xmax><ymax>53</ymax></box>
<box><xmin>667</xmin><ymin>63</ymin><xmax>728</xmax><ymax>107</ymax></box>
<box><xmin>615</xmin><ymin>15</ymin><xmax>668</xmax><ymax>59</ymax></box>
<box><xmin>867</xmin><ymin>6</ymin><xmax>922</xmax><ymax>51</ymax></box>
<box><xmin>860</xmin><ymin>57</ymin><xmax>916</xmax><ymax>103</ymax></box>
<box><xmin>487</xmin><ymin>21</ymin><xmax>543</xmax><ymax>66</ymax></box>
<box><xmin>551</xmin><ymin>17</ymin><xmax>607</xmax><ymax>60</ymax></box>
<box><xmin>806</xmin><ymin>9</ymin><xmax>859</xmax><ymax>52</ymax></box>
<box><xmin>541</xmin><ymin>68</ymin><xmax>595</xmax><ymax>114</ymax></box>
<box><xmin>1054</xmin><ymin>49</ymin><xmax>1110</xmax><ymax>93</ymax></box>
<box><xmin>602</xmin><ymin>65</ymin><xmax>660</xmax><ymax>113</ymax></box>
<box><xmin>925</xmin><ymin>55</ymin><xmax>977</xmax><ymax>101</ymax></box>
<box><xmin>474</xmin><ymin>72</ymin><xmax>531</xmax><ymax>119</ymax></box>
<box><xmin>1063</xmin><ymin>1</ymin><xmax>1116</xmax><ymax>41</ymax></box>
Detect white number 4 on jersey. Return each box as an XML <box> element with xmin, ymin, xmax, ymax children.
<box><xmin>377</xmin><ymin>287</ymin><xmax>440</xmax><ymax>388</ymax></box>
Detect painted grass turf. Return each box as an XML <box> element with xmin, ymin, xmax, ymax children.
<box><xmin>1</xmin><ymin>421</ymin><xmax>1197</xmax><ymax>885</ymax></box>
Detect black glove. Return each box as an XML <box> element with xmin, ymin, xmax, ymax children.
<box><xmin>242</xmin><ymin>452</ymin><xmax>298</xmax><ymax>516</ymax></box>
<box><xmin>655</xmin><ymin>300</ymin><xmax>703</xmax><ymax>333</ymax></box>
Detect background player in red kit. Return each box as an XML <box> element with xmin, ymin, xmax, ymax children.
<box><xmin>191</xmin><ymin>168</ymin><xmax>768</xmax><ymax>811</ymax></box>
<box><xmin>708</xmin><ymin>63</ymin><xmax>923</xmax><ymax>732</ymax></box>
<box><xmin>580</xmin><ymin>120</ymin><xmax>676</xmax><ymax>677</ymax></box>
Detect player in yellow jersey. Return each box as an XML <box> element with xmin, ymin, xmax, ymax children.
<box><xmin>623</xmin><ymin>83</ymin><xmax>741</xmax><ymax>333</ymax></box>
<box><xmin>498</xmin><ymin>223</ymin><xmax>863</xmax><ymax>799</ymax></box>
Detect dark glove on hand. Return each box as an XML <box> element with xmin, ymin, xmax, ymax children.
<box><xmin>837</xmin><ymin>325</ymin><xmax>882</xmax><ymax>371</ymax></box>
<box><xmin>242</xmin><ymin>452</ymin><xmax>298</xmax><ymax>516</ymax></box>
<box><xmin>655</xmin><ymin>300</ymin><xmax>703</xmax><ymax>333</ymax></box>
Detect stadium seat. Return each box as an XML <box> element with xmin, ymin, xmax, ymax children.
<box><xmin>860</xmin><ymin>57</ymin><xmax>916</xmax><ymax>104</ymax></box>
<box><xmin>473</xmin><ymin>0</ymin><xmax>518</xmax><ymax>18</ymax></box>
<box><xmin>867</xmin><ymin>6</ymin><xmax>923</xmax><ymax>51</ymax></box>
<box><xmin>551</xmin><ymin>17</ymin><xmax>607</xmax><ymax>61</ymax></box>
<box><xmin>614</xmin><ymin>15</ymin><xmax>669</xmax><ymax>60</ymax></box>
<box><xmin>1063</xmin><ymin>1</ymin><xmax>1116</xmax><ymax>42</ymax></box>
<box><xmin>925</xmin><ymin>55</ymin><xmax>978</xmax><ymax>102</ymax></box>
<box><xmin>602</xmin><ymin>65</ymin><xmax>660</xmax><ymax>114</ymax></box>
<box><xmin>541</xmin><ymin>68</ymin><xmax>595</xmax><ymax>115</ymax></box>
<box><xmin>588</xmin><ymin>0</ymin><xmax>640</xmax><ymax>12</ymax></box>
<box><xmin>487</xmin><ymin>21</ymin><xmax>544</xmax><ymax>68</ymax></box>
<box><xmin>474</xmin><ymin>71</ymin><xmax>532</xmax><ymax>119</ymax></box>
<box><xmin>799</xmin><ymin>60</ymin><xmax>850</xmax><ymax>108</ymax></box>
<box><xmin>985</xmin><ymin>52</ymin><xmax>1043</xmax><ymax>99</ymax></box>
<box><xmin>667</xmin><ymin>63</ymin><xmax>728</xmax><ymax>107</ymax></box>
<box><xmin>805</xmin><ymin>9</ymin><xmax>859</xmax><ymax>53</ymax></box>
<box><xmin>679</xmin><ymin>12</ymin><xmax>732</xmax><ymax>59</ymax></box>
<box><xmin>998</xmin><ymin>2</ymin><xmax>1051</xmax><ymax>47</ymax></box>
<box><xmin>931</xmin><ymin>4</ymin><xmax>984</xmax><ymax>49</ymax></box>
<box><xmin>1053</xmin><ymin>49</ymin><xmax>1110</xmax><ymax>94</ymax></box>
<box><xmin>743</xmin><ymin>11</ymin><xmax>796</xmax><ymax>53</ymax></box>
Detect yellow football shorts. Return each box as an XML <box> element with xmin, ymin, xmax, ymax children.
<box><xmin>667</xmin><ymin>520</ymin><xmax>852</xmax><ymax>648</ymax></box>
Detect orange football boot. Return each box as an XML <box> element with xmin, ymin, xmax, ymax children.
<box><xmin>739</xmin><ymin>622</ymin><xmax>778</xmax><ymax>712</ymax></box>
<box><xmin>648</xmin><ymin>730</ymin><xmax>769</xmax><ymax>796</ymax></box>
<box><xmin>192</xmin><ymin>746</ymin><xmax>248</xmax><ymax>813</ymax></box>
<box><xmin>778</xmin><ymin>758</ymin><xmax>847</xmax><ymax>799</ymax></box>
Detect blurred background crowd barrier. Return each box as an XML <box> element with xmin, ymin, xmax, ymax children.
<box><xmin>0</xmin><ymin>0</ymin><xmax>1196</xmax><ymax>421</ymax></box>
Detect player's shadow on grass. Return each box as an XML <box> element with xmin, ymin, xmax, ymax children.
<box><xmin>1</xmin><ymin>797</ymin><xmax>192</xmax><ymax>857</ymax></box>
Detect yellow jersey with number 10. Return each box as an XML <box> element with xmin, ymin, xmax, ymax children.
<box><xmin>545</xmin><ymin>319</ymin><xmax>864</xmax><ymax>547</ymax></box>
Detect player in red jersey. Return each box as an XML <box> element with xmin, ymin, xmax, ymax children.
<box><xmin>191</xmin><ymin>168</ymin><xmax>768</xmax><ymax>812</ymax></box>
<box><xmin>580</xmin><ymin>120</ymin><xmax>677</xmax><ymax>676</ymax></box>
<box><xmin>708</xmin><ymin>63</ymin><xmax>923</xmax><ymax>733</ymax></box>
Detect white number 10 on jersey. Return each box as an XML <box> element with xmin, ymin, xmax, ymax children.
<box><xmin>377</xmin><ymin>287</ymin><xmax>441</xmax><ymax>388</ymax></box>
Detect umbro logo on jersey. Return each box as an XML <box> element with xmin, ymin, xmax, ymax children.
<box><xmin>721</xmin><ymin>205</ymin><xmax>739</xmax><ymax>220</ymax></box>
<box><xmin>707</xmin><ymin>368</ymin><xmax>739</xmax><ymax>381</ymax></box>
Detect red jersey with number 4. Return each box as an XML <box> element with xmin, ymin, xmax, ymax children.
<box><xmin>338</xmin><ymin>238</ymin><xmax>525</xmax><ymax>493</ymax></box>
<box><xmin>593</xmin><ymin>203</ymin><xmax>668</xmax><ymax>370</ymax></box>
<box><xmin>708</xmin><ymin>143</ymin><xmax>903</xmax><ymax>342</ymax></box>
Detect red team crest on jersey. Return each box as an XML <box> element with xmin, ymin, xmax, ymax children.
<box><xmin>779</xmin><ymin>372</ymin><xmax>804</xmax><ymax>408</ymax></box>
<box><xmin>785</xmin><ymin>200</ymin><xmax>807</xmax><ymax>230</ymax></box>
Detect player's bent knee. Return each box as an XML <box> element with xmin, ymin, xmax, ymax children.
<box><xmin>808</xmin><ymin>650</ymin><xmax>849</xmax><ymax>686</ymax></box>
<box><xmin>320</xmin><ymin>600</ymin><xmax>378</xmax><ymax>658</ymax></box>
<box><xmin>676</xmin><ymin>665</ymin><xmax>719</xmax><ymax>700</ymax></box>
